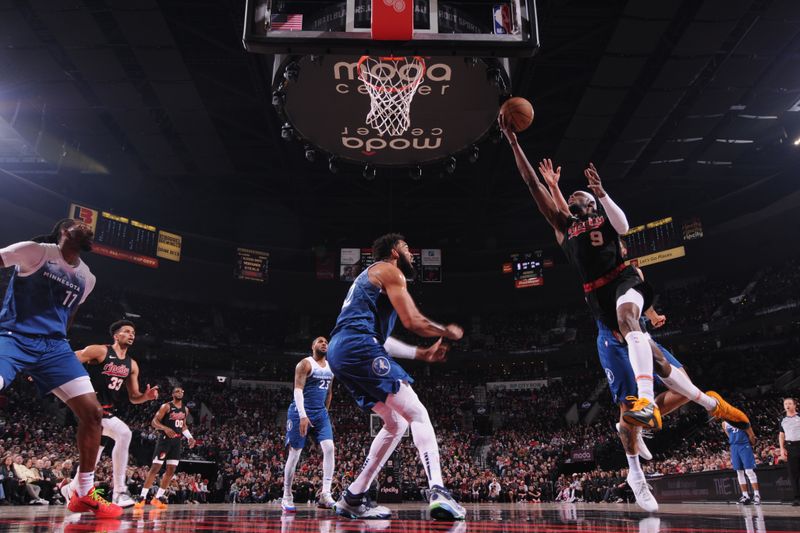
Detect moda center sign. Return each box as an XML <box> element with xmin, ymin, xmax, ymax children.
<box><xmin>273</xmin><ymin>54</ymin><xmax>508</xmax><ymax>166</ymax></box>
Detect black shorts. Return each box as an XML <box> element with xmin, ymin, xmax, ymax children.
<box><xmin>152</xmin><ymin>437</ymin><xmax>182</xmax><ymax>464</ymax></box>
<box><xmin>586</xmin><ymin>266</ymin><xmax>653</xmax><ymax>332</ymax></box>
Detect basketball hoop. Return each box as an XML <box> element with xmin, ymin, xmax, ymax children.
<box><xmin>357</xmin><ymin>55</ymin><xmax>426</xmax><ymax>137</ymax></box>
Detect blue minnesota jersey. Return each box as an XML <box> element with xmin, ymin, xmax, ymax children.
<box><xmin>331</xmin><ymin>264</ymin><xmax>398</xmax><ymax>343</ymax></box>
<box><xmin>0</xmin><ymin>243</ymin><xmax>95</xmax><ymax>338</ymax></box>
<box><xmin>726</xmin><ymin>423</ymin><xmax>750</xmax><ymax>446</ymax></box>
<box><xmin>291</xmin><ymin>357</ymin><xmax>333</xmax><ymax>412</ymax></box>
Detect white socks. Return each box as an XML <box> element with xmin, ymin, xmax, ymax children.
<box><xmin>320</xmin><ymin>440</ymin><xmax>335</xmax><ymax>494</ymax></box>
<box><xmin>111</xmin><ymin>428</ymin><xmax>132</xmax><ymax>496</ymax></box>
<box><xmin>283</xmin><ymin>447</ymin><xmax>303</xmax><ymax>499</ymax></box>
<box><xmin>624</xmin><ymin>331</ymin><xmax>655</xmax><ymax>401</ymax></box>
<box><xmin>386</xmin><ymin>383</ymin><xmax>444</xmax><ymax>489</ymax></box>
<box><xmin>626</xmin><ymin>454</ymin><xmax>644</xmax><ymax>480</ymax></box>
<box><xmin>349</xmin><ymin>407</ymin><xmax>407</xmax><ymax>494</ymax></box>
<box><xmin>140</xmin><ymin>486</ymin><xmax>150</xmax><ymax>498</ymax></box>
<box><xmin>660</xmin><ymin>366</ymin><xmax>717</xmax><ymax>411</ymax></box>
<box><xmin>156</xmin><ymin>487</ymin><xmax>165</xmax><ymax>499</ymax></box>
<box><xmin>76</xmin><ymin>471</ymin><xmax>95</xmax><ymax>497</ymax></box>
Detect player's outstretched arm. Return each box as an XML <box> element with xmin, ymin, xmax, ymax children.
<box><xmin>377</xmin><ymin>264</ymin><xmax>462</xmax><ymax>341</ymax></box>
<box><xmin>584</xmin><ymin>163</ymin><xmax>629</xmax><ymax>234</ymax></box>
<box><xmin>126</xmin><ymin>359</ymin><xmax>159</xmax><ymax>404</ymax></box>
<box><xmin>75</xmin><ymin>344</ymin><xmax>107</xmax><ymax>364</ymax></box>
<box><xmin>498</xmin><ymin>116</ymin><xmax>568</xmax><ymax>238</ymax></box>
<box><xmin>539</xmin><ymin>158</ymin><xmax>570</xmax><ymax>216</ymax></box>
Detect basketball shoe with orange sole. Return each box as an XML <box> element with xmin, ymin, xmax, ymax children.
<box><xmin>68</xmin><ymin>488</ymin><xmax>123</xmax><ymax>518</ymax></box>
<box><xmin>622</xmin><ymin>396</ymin><xmax>663</xmax><ymax>430</ymax></box>
<box><xmin>707</xmin><ymin>391</ymin><xmax>750</xmax><ymax>429</ymax></box>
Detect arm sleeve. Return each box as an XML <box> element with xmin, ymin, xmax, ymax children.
<box><xmin>0</xmin><ymin>241</ymin><xmax>46</xmax><ymax>275</ymax></box>
<box><xmin>598</xmin><ymin>194</ymin><xmax>629</xmax><ymax>235</ymax></box>
<box><xmin>293</xmin><ymin>388</ymin><xmax>307</xmax><ymax>418</ymax></box>
<box><xmin>383</xmin><ymin>336</ymin><xmax>417</xmax><ymax>360</ymax></box>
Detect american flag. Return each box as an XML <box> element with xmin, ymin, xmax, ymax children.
<box><xmin>271</xmin><ymin>13</ymin><xmax>303</xmax><ymax>31</ymax></box>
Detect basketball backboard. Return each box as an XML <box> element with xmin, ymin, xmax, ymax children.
<box><xmin>243</xmin><ymin>0</ymin><xmax>539</xmax><ymax>57</ymax></box>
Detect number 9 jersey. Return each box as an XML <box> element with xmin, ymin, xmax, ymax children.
<box><xmin>86</xmin><ymin>346</ymin><xmax>132</xmax><ymax>417</ymax></box>
<box><xmin>561</xmin><ymin>207</ymin><xmax>652</xmax><ymax>332</ymax></box>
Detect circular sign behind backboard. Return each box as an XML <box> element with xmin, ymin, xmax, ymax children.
<box><xmin>274</xmin><ymin>55</ymin><xmax>508</xmax><ymax>167</ymax></box>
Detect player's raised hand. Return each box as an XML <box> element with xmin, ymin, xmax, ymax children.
<box><xmin>417</xmin><ymin>338</ymin><xmax>449</xmax><ymax>363</ymax></box>
<box><xmin>144</xmin><ymin>384</ymin><xmax>159</xmax><ymax>401</ymax></box>
<box><xmin>584</xmin><ymin>162</ymin><xmax>606</xmax><ymax>198</ymax></box>
<box><xmin>498</xmin><ymin>114</ymin><xmax>517</xmax><ymax>145</ymax></box>
<box><xmin>538</xmin><ymin>158</ymin><xmax>561</xmax><ymax>188</ymax></box>
<box><xmin>444</xmin><ymin>324</ymin><xmax>464</xmax><ymax>341</ymax></box>
<box><xmin>299</xmin><ymin>416</ymin><xmax>313</xmax><ymax>437</ymax></box>
<box><xmin>650</xmin><ymin>314</ymin><xmax>666</xmax><ymax>329</ymax></box>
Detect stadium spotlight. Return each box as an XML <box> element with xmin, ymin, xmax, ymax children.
<box><xmin>304</xmin><ymin>144</ymin><xmax>316</xmax><ymax>163</ymax></box>
<box><xmin>794</xmin><ymin>137</ymin><xmax>800</xmax><ymax>146</ymax></box>
<box><xmin>283</xmin><ymin>62</ymin><xmax>300</xmax><ymax>82</ymax></box>
<box><xmin>328</xmin><ymin>155</ymin><xmax>338</xmax><ymax>174</ymax></box>
<box><xmin>409</xmin><ymin>166</ymin><xmax>422</xmax><ymax>181</ymax></box>
<box><xmin>280</xmin><ymin>123</ymin><xmax>294</xmax><ymax>141</ymax></box>
<box><xmin>468</xmin><ymin>145</ymin><xmax>480</xmax><ymax>163</ymax></box>
<box><xmin>363</xmin><ymin>164</ymin><xmax>376</xmax><ymax>181</ymax></box>
<box><xmin>445</xmin><ymin>156</ymin><xmax>457</xmax><ymax>174</ymax></box>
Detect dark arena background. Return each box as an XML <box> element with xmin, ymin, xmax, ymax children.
<box><xmin>0</xmin><ymin>0</ymin><xmax>799</xmax><ymax>531</ymax></box>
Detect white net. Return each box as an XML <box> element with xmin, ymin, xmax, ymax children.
<box><xmin>357</xmin><ymin>56</ymin><xmax>426</xmax><ymax>137</ymax></box>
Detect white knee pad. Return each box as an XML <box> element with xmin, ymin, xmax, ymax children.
<box><xmin>736</xmin><ymin>470</ymin><xmax>747</xmax><ymax>485</ymax></box>
<box><xmin>745</xmin><ymin>469</ymin><xmax>758</xmax><ymax>484</ymax></box>
<box><xmin>0</xmin><ymin>376</ymin><xmax>4</xmax><ymax>390</ymax></box>
<box><xmin>387</xmin><ymin>383</ymin><xmax>430</xmax><ymax>425</ymax></box>
<box><xmin>616</xmin><ymin>288</ymin><xmax>644</xmax><ymax>316</ymax></box>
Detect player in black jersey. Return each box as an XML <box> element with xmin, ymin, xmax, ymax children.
<box><xmin>134</xmin><ymin>387</ymin><xmax>195</xmax><ymax>510</ymax></box>
<box><xmin>499</xmin><ymin>117</ymin><xmax>750</xmax><ymax>512</ymax></box>
<box><xmin>62</xmin><ymin>320</ymin><xmax>159</xmax><ymax>508</ymax></box>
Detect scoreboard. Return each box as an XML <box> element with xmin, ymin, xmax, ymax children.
<box><xmin>70</xmin><ymin>204</ymin><xmax>182</xmax><ymax>268</ymax></box>
<box><xmin>511</xmin><ymin>252</ymin><xmax>543</xmax><ymax>289</ymax></box>
<box><xmin>235</xmin><ymin>248</ymin><xmax>270</xmax><ymax>282</ymax></box>
<box><xmin>622</xmin><ymin>216</ymin><xmax>702</xmax><ymax>267</ymax></box>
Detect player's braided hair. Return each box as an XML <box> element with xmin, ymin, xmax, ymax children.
<box><xmin>30</xmin><ymin>219</ymin><xmax>76</xmax><ymax>244</ymax></box>
<box><xmin>372</xmin><ymin>233</ymin><xmax>405</xmax><ymax>261</ymax></box>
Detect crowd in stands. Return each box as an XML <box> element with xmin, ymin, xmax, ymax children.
<box><xmin>0</xmin><ymin>255</ymin><xmax>798</xmax><ymax>506</ymax></box>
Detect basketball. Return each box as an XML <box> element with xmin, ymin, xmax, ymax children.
<box><xmin>500</xmin><ymin>97</ymin><xmax>534</xmax><ymax>132</ymax></box>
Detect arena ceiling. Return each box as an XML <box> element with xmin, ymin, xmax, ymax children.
<box><xmin>1</xmin><ymin>0</ymin><xmax>799</xmax><ymax>251</ymax></box>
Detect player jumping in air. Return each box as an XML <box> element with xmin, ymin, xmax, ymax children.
<box><xmin>0</xmin><ymin>219</ymin><xmax>122</xmax><ymax>518</ymax></box>
<box><xmin>328</xmin><ymin>233</ymin><xmax>464</xmax><ymax>520</ymax></box>
<box><xmin>134</xmin><ymin>386</ymin><xmax>195</xmax><ymax>509</ymax></box>
<box><xmin>282</xmin><ymin>336</ymin><xmax>336</xmax><ymax>512</ymax></box>
<box><xmin>499</xmin><ymin>117</ymin><xmax>749</xmax><ymax>512</ymax></box>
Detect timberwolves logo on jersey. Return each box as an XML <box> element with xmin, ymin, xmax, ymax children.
<box><xmin>605</xmin><ymin>368</ymin><xmax>615</xmax><ymax>384</ymax></box>
<box><xmin>372</xmin><ymin>357</ymin><xmax>391</xmax><ymax>376</ymax></box>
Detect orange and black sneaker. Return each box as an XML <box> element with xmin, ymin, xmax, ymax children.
<box><xmin>622</xmin><ymin>396</ymin><xmax>663</xmax><ymax>430</ymax></box>
<box><xmin>150</xmin><ymin>496</ymin><xmax>168</xmax><ymax>510</ymax></box>
<box><xmin>68</xmin><ymin>488</ymin><xmax>123</xmax><ymax>519</ymax></box>
<box><xmin>707</xmin><ymin>391</ymin><xmax>750</xmax><ymax>429</ymax></box>
<box><xmin>132</xmin><ymin>495</ymin><xmax>146</xmax><ymax>510</ymax></box>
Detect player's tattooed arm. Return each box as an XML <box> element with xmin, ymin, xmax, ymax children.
<box><xmin>152</xmin><ymin>403</ymin><xmax>177</xmax><ymax>438</ymax></box>
<box><xmin>498</xmin><ymin>115</ymin><xmax>568</xmax><ymax>241</ymax></box>
<box><xmin>378</xmin><ymin>265</ymin><xmax>463</xmax><ymax>341</ymax></box>
<box><xmin>126</xmin><ymin>359</ymin><xmax>159</xmax><ymax>404</ymax></box>
<box><xmin>75</xmin><ymin>344</ymin><xmax>107</xmax><ymax>364</ymax></box>
<box><xmin>746</xmin><ymin>425</ymin><xmax>756</xmax><ymax>446</ymax></box>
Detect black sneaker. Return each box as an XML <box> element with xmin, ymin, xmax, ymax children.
<box><xmin>738</xmin><ymin>494</ymin><xmax>751</xmax><ymax>505</ymax></box>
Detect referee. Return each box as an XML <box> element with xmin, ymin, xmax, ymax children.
<box><xmin>779</xmin><ymin>397</ymin><xmax>800</xmax><ymax>506</ymax></box>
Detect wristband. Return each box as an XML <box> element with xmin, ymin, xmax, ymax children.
<box><xmin>182</xmin><ymin>429</ymin><xmax>193</xmax><ymax>440</ymax></box>
<box><xmin>383</xmin><ymin>337</ymin><xmax>417</xmax><ymax>360</ymax></box>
